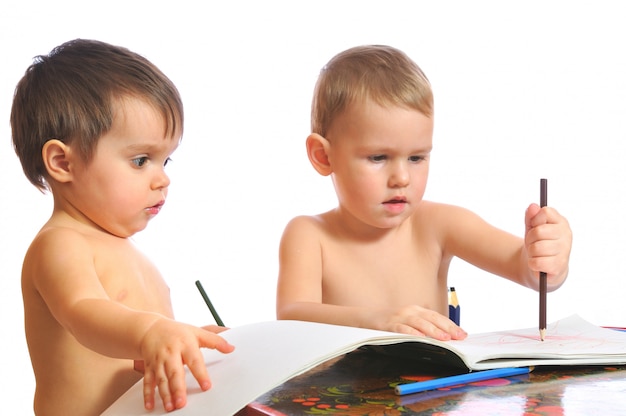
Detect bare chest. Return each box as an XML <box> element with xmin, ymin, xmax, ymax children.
<box><xmin>94</xmin><ymin>240</ymin><xmax>173</xmax><ymax>316</ymax></box>
<box><xmin>320</xmin><ymin>239</ymin><xmax>447</xmax><ymax>310</ymax></box>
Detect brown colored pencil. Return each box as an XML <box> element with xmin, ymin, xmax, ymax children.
<box><xmin>539</xmin><ymin>178</ymin><xmax>548</xmax><ymax>341</ymax></box>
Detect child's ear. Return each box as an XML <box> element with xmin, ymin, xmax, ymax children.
<box><xmin>42</xmin><ymin>139</ymin><xmax>74</xmax><ymax>183</ymax></box>
<box><xmin>306</xmin><ymin>133</ymin><xmax>332</xmax><ymax>176</ymax></box>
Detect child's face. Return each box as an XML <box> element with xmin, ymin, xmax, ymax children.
<box><xmin>325</xmin><ymin>100</ymin><xmax>433</xmax><ymax>229</ymax></box>
<box><xmin>69</xmin><ymin>97</ymin><xmax>180</xmax><ymax>237</ymax></box>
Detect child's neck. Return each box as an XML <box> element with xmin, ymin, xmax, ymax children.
<box><xmin>329</xmin><ymin>206</ymin><xmax>411</xmax><ymax>242</ymax></box>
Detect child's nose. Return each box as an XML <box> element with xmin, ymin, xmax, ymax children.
<box><xmin>388</xmin><ymin>162</ymin><xmax>409</xmax><ymax>188</ymax></box>
<box><xmin>152</xmin><ymin>168</ymin><xmax>170</xmax><ymax>190</ymax></box>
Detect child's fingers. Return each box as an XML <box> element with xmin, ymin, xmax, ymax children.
<box><xmin>180</xmin><ymin>331</ymin><xmax>234</xmax><ymax>401</ymax></box>
<box><xmin>152</xmin><ymin>356</ymin><xmax>188</xmax><ymax>412</ymax></box>
<box><xmin>201</xmin><ymin>324</ymin><xmax>230</xmax><ymax>334</ymax></box>
<box><xmin>183</xmin><ymin>347</ymin><xmax>211</xmax><ymax>393</ymax></box>
<box><xmin>184</xmin><ymin>329</ymin><xmax>235</xmax><ymax>387</ymax></box>
<box><xmin>142</xmin><ymin>370</ymin><xmax>156</xmax><ymax>410</ymax></box>
<box><xmin>401</xmin><ymin>309</ymin><xmax>467</xmax><ymax>341</ymax></box>
<box><xmin>143</xmin><ymin>358</ymin><xmax>184</xmax><ymax>412</ymax></box>
<box><xmin>527</xmin><ymin>206</ymin><xmax>565</xmax><ymax>230</ymax></box>
<box><xmin>140</xmin><ymin>325</ymin><xmax>235</xmax><ymax>412</ymax></box>
<box><xmin>164</xmin><ymin>359</ymin><xmax>189</xmax><ymax>410</ymax></box>
<box><xmin>198</xmin><ymin>330</ymin><xmax>235</xmax><ymax>354</ymax></box>
<box><xmin>525</xmin><ymin>203</ymin><xmax>542</xmax><ymax>231</ymax></box>
<box><xmin>151</xmin><ymin>367</ymin><xmax>174</xmax><ymax>412</ymax></box>
<box><xmin>407</xmin><ymin>319</ymin><xmax>453</xmax><ymax>341</ymax></box>
<box><xmin>432</xmin><ymin>317</ymin><xmax>467</xmax><ymax>341</ymax></box>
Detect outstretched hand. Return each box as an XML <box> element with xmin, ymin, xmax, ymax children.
<box><xmin>140</xmin><ymin>319</ymin><xmax>235</xmax><ymax>412</ymax></box>
<box><xmin>376</xmin><ymin>305</ymin><xmax>467</xmax><ymax>341</ymax></box>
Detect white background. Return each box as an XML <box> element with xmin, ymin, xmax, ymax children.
<box><xmin>2</xmin><ymin>1</ymin><xmax>625</xmax><ymax>413</ymax></box>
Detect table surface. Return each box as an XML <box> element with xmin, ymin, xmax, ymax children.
<box><xmin>237</xmin><ymin>346</ymin><xmax>626</xmax><ymax>415</ymax></box>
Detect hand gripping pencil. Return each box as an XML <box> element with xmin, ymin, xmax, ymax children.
<box><xmin>539</xmin><ymin>179</ymin><xmax>547</xmax><ymax>341</ymax></box>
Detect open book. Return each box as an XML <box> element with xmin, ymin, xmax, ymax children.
<box><xmin>103</xmin><ymin>314</ymin><xmax>626</xmax><ymax>415</ymax></box>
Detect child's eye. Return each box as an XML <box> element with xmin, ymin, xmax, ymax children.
<box><xmin>409</xmin><ymin>155</ymin><xmax>425</xmax><ymax>163</ymax></box>
<box><xmin>131</xmin><ymin>156</ymin><xmax>149</xmax><ymax>168</ymax></box>
<box><xmin>368</xmin><ymin>155</ymin><xmax>387</xmax><ymax>162</ymax></box>
<box><xmin>164</xmin><ymin>157</ymin><xmax>172</xmax><ymax>167</ymax></box>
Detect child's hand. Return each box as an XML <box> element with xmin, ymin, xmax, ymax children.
<box><xmin>378</xmin><ymin>305</ymin><xmax>467</xmax><ymax>341</ymax></box>
<box><xmin>140</xmin><ymin>318</ymin><xmax>235</xmax><ymax>412</ymax></box>
<box><xmin>201</xmin><ymin>324</ymin><xmax>230</xmax><ymax>334</ymax></box>
<box><xmin>524</xmin><ymin>203</ymin><xmax>572</xmax><ymax>286</ymax></box>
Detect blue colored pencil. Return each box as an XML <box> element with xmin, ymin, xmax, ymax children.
<box><xmin>394</xmin><ymin>366</ymin><xmax>531</xmax><ymax>396</ymax></box>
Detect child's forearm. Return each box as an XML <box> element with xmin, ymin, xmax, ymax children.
<box><xmin>64</xmin><ymin>297</ymin><xmax>166</xmax><ymax>359</ymax></box>
<box><xmin>278</xmin><ymin>301</ymin><xmax>379</xmax><ymax>330</ymax></box>
<box><xmin>278</xmin><ymin>301</ymin><xmax>466</xmax><ymax>340</ymax></box>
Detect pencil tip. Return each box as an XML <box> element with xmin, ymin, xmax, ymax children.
<box><xmin>540</xmin><ymin>329</ymin><xmax>546</xmax><ymax>341</ymax></box>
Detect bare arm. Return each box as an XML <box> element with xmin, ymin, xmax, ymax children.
<box><xmin>436</xmin><ymin>202</ymin><xmax>571</xmax><ymax>292</ymax></box>
<box><xmin>25</xmin><ymin>228</ymin><xmax>234</xmax><ymax>412</ymax></box>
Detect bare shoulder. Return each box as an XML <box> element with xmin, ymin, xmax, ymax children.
<box><xmin>412</xmin><ymin>200</ymin><xmax>496</xmax><ymax>249</ymax></box>
<box><xmin>25</xmin><ymin>225</ymin><xmax>92</xmax><ymax>266</ymax></box>
<box><xmin>281</xmin><ymin>213</ymin><xmax>332</xmax><ymax>239</ymax></box>
<box><xmin>32</xmin><ymin>223</ymin><xmax>90</xmax><ymax>245</ymax></box>
<box><xmin>414</xmin><ymin>200</ymin><xmax>480</xmax><ymax>228</ymax></box>
<box><xmin>278</xmin><ymin>213</ymin><xmax>338</xmax><ymax>264</ymax></box>
<box><xmin>286</xmin><ymin>212</ymin><xmax>333</xmax><ymax>227</ymax></box>
<box><xmin>416</xmin><ymin>200</ymin><xmax>473</xmax><ymax>214</ymax></box>
<box><xmin>22</xmin><ymin>225</ymin><xmax>95</xmax><ymax>288</ymax></box>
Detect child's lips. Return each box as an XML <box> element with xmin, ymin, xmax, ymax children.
<box><xmin>146</xmin><ymin>200</ymin><xmax>165</xmax><ymax>215</ymax></box>
<box><xmin>383</xmin><ymin>197</ymin><xmax>408</xmax><ymax>214</ymax></box>
<box><xmin>383</xmin><ymin>196</ymin><xmax>407</xmax><ymax>204</ymax></box>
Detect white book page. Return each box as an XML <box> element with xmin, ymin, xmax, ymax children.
<box><xmin>453</xmin><ymin>314</ymin><xmax>626</xmax><ymax>368</ymax></box>
<box><xmin>103</xmin><ymin>315</ymin><xmax>626</xmax><ymax>415</ymax></box>
<box><xmin>102</xmin><ymin>320</ymin><xmax>404</xmax><ymax>416</ymax></box>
